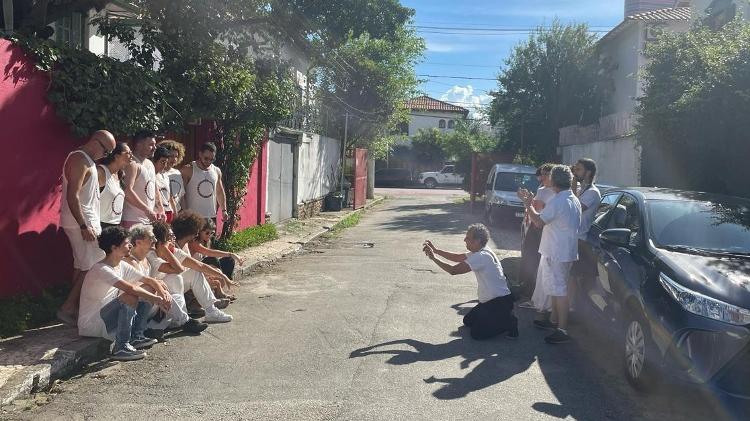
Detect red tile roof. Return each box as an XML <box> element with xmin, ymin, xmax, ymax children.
<box><xmin>627</xmin><ymin>6</ymin><xmax>692</xmax><ymax>21</ymax></box>
<box><xmin>405</xmin><ymin>95</ymin><xmax>468</xmax><ymax>115</ymax></box>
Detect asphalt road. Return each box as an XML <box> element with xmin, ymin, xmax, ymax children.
<box><xmin>8</xmin><ymin>191</ymin><xmax>741</xmax><ymax>420</ymax></box>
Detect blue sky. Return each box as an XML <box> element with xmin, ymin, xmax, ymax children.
<box><xmin>401</xmin><ymin>0</ymin><xmax>625</xmax><ymax>117</ymax></box>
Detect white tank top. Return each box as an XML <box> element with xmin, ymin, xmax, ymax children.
<box><xmin>185</xmin><ymin>162</ymin><xmax>219</xmax><ymax>218</ymax></box>
<box><xmin>99</xmin><ymin>165</ymin><xmax>125</xmax><ymax>225</ymax></box>
<box><xmin>156</xmin><ymin>172</ymin><xmax>172</xmax><ymax>212</ymax></box>
<box><xmin>60</xmin><ymin>150</ymin><xmax>101</xmax><ymax>235</ymax></box>
<box><xmin>166</xmin><ymin>168</ymin><xmax>184</xmax><ymax>212</ymax></box>
<box><xmin>122</xmin><ymin>157</ymin><xmax>157</xmax><ymax>223</ymax></box>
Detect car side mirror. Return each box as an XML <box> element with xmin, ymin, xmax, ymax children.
<box><xmin>600</xmin><ymin>228</ymin><xmax>632</xmax><ymax>248</ymax></box>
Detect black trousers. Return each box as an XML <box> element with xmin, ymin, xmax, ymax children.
<box><xmin>519</xmin><ymin>225</ymin><xmax>543</xmax><ymax>297</ymax></box>
<box><xmin>463</xmin><ymin>295</ymin><xmax>517</xmax><ymax>340</ymax></box>
<box><xmin>202</xmin><ymin>256</ymin><xmax>235</xmax><ymax>280</ymax></box>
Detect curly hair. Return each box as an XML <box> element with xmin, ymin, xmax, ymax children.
<box><xmin>467</xmin><ymin>223</ymin><xmax>490</xmax><ymax>247</ymax></box>
<box><xmin>99</xmin><ymin>226</ymin><xmax>129</xmax><ymax>255</ymax></box>
<box><xmin>151</xmin><ymin>220</ymin><xmax>171</xmax><ymax>244</ymax></box>
<box><xmin>157</xmin><ymin>139</ymin><xmax>186</xmax><ymax>165</ymax></box>
<box><xmin>171</xmin><ymin>210</ymin><xmax>204</xmax><ymax>241</ymax></box>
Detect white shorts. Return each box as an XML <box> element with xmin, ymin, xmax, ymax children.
<box><xmin>63</xmin><ymin>228</ymin><xmax>105</xmax><ymax>271</ymax></box>
<box><xmin>539</xmin><ymin>256</ymin><xmax>574</xmax><ymax>297</ymax></box>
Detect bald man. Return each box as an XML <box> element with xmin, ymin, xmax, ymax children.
<box><xmin>58</xmin><ymin>130</ymin><xmax>117</xmax><ymax>326</ymax></box>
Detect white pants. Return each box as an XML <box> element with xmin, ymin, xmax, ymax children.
<box><xmin>63</xmin><ymin>228</ymin><xmax>105</xmax><ymax>271</ymax></box>
<box><xmin>531</xmin><ymin>261</ymin><xmax>552</xmax><ymax>312</ymax></box>
<box><xmin>539</xmin><ymin>256</ymin><xmax>574</xmax><ymax>297</ymax></box>
<box><xmin>181</xmin><ymin>269</ymin><xmax>218</xmax><ymax>309</ymax></box>
<box><xmin>147</xmin><ymin>293</ymin><xmax>190</xmax><ymax>330</ymax></box>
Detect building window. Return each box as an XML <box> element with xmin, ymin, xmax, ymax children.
<box><xmin>55</xmin><ymin>12</ymin><xmax>86</xmax><ymax>49</ymax></box>
<box><xmin>447</xmin><ymin>120</ymin><xmax>455</xmax><ymax>129</ymax></box>
<box><xmin>438</xmin><ymin>119</ymin><xmax>446</xmax><ymax>129</ymax></box>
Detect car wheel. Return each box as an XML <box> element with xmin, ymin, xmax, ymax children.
<box><xmin>623</xmin><ymin>313</ymin><xmax>658</xmax><ymax>391</ymax></box>
<box><xmin>424</xmin><ymin>178</ymin><xmax>437</xmax><ymax>189</ymax></box>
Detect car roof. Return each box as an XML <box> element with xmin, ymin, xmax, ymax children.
<box><xmin>604</xmin><ymin>187</ymin><xmax>750</xmax><ymax>204</ymax></box>
<box><xmin>491</xmin><ymin>163</ymin><xmax>537</xmax><ymax>173</ymax></box>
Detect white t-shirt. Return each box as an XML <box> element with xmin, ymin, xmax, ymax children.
<box><xmin>539</xmin><ymin>190</ymin><xmax>582</xmax><ymax>262</ymax></box>
<box><xmin>535</xmin><ymin>186</ymin><xmax>555</xmax><ymax>206</ymax></box>
<box><xmin>464</xmin><ymin>247</ymin><xmax>511</xmax><ymax>303</ymax></box>
<box><xmin>78</xmin><ymin>261</ymin><xmax>143</xmax><ymax>339</ymax></box>
<box><xmin>578</xmin><ymin>184</ymin><xmax>602</xmax><ymax>240</ymax></box>
<box><xmin>145</xmin><ymin>250</ymin><xmax>168</xmax><ymax>279</ymax></box>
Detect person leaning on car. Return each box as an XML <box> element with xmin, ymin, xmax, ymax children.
<box><xmin>570</xmin><ymin>159</ymin><xmax>602</xmax><ymax>294</ymax></box>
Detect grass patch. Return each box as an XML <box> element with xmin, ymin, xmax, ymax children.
<box><xmin>282</xmin><ymin>219</ymin><xmax>306</xmax><ymax>235</ymax></box>
<box><xmin>324</xmin><ymin>210</ymin><xmax>364</xmax><ymax>238</ymax></box>
<box><xmin>215</xmin><ymin>223</ymin><xmax>279</xmax><ymax>252</ymax></box>
<box><xmin>0</xmin><ymin>285</ymin><xmax>70</xmax><ymax>338</ymax></box>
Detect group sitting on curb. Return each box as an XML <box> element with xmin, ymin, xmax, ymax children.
<box><xmin>57</xmin><ymin>129</ymin><xmax>240</xmax><ymax>361</ymax></box>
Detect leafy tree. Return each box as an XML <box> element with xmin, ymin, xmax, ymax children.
<box><xmin>488</xmin><ymin>21</ymin><xmax>606</xmax><ymax>162</ymax></box>
<box><xmin>638</xmin><ymin>18</ymin><xmax>750</xmax><ymax>198</ymax></box>
<box><xmin>411</xmin><ymin>121</ymin><xmax>498</xmax><ymax>174</ymax></box>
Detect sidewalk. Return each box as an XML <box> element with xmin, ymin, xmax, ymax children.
<box><xmin>0</xmin><ymin>197</ymin><xmax>383</xmax><ymax>408</ymax></box>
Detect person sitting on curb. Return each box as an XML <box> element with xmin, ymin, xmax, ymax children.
<box><xmin>188</xmin><ymin>218</ymin><xmax>243</xmax><ymax>301</ymax></box>
<box><xmin>422</xmin><ymin>224</ymin><xmax>518</xmax><ymax>341</ymax></box>
<box><xmin>77</xmin><ymin>226</ymin><xmax>172</xmax><ymax>361</ymax></box>
<box><xmin>123</xmin><ymin>223</ymin><xmax>207</xmax><ymax>340</ymax></box>
<box><xmin>169</xmin><ymin>210</ymin><xmax>237</xmax><ymax>322</ymax></box>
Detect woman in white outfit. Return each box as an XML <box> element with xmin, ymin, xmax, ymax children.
<box><xmin>157</xmin><ymin>140</ymin><xmax>186</xmax><ymax>213</ymax></box>
<box><xmin>98</xmin><ymin>142</ymin><xmax>131</xmax><ymax>230</ymax></box>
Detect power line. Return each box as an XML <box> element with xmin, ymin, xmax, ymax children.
<box><xmin>419</xmin><ymin>74</ymin><xmax>497</xmax><ymax>81</ymax></box>
<box><xmin>422</xmin><ymin>62</ymin><xmax>499</xmax><ymax>68</ymax></box>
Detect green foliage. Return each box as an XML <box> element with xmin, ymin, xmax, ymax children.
<box><xmin>489</xmin><ymin>21</ymin><xmax>606</xmax><ymax>162</ymax></box>
<box><xmin>324</xmin><ymin>211</ymin><xmax>363</xmax><ymax>237</ymax></box>
<box><xmin>638</xmin><ymin>18</ymin><xmax>750</xmax><ymax>197</ymax></box>
<box><xmin>214</xmin><ymin>223</ymin><xmax>279</xmax><ymax>253</ymax></box>
<box><xmin>8</xmin><ymin>34</ymin><xmax>176</xmax><ymax>137</ymax></box>
<box><xmin>411</xmin><ymin>121</ymin><xmax>498</xmax><ymax>173</ymax></box>
<box><xmin>0</xmin><ymin>285</ymin><xmax>70</xmax><ymax>339</ymax></box>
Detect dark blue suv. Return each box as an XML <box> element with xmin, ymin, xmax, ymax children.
<box><xmin>579</xmin><ymin>188</ymin><xmax>750</xmax><ymax>398</ymax></box>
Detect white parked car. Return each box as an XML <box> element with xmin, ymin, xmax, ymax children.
<box><xmin>418</xmin><ymin>165</ymin><xmax>464</xmax><ymax>188</ymax></box>
<box><xmin>484</xmin><ymin>163</ymin><xmax>539</xmax><ymax>226</ymax></box>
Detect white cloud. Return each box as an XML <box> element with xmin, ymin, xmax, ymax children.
<box><xmin>440</xmin><ymin>85</ymin><xmax>493</xmax><ymax>120</ymax></box>
<box><xmin>426</xmin><ymin>41</ymin><xmax>457</xmax><ymax>52</ymax></box>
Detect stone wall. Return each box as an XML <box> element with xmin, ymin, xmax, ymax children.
<box><xmin>296</xmin><ymin>197</ymin><xmax>325</xmax><ymax>219</ymax></box>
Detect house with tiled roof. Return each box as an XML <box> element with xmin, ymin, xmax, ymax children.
<box><xmin>400</xmin><ymin>95</ymin><xmax>469</xmax><ymax>138</ymax></box>
<box><xmin>558</xmin><ymin>1</ymin><xmax>692</xmax><ymax>187</ymax></box>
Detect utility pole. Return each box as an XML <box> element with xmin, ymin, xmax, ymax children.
<box><xmin>340</xmin><ymin>112</ymin><xmax>349</xmax><ymax>199</ymax></box>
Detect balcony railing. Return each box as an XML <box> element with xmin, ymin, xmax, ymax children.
<box><xmin>559</xmin><ymin>112</ymin><xmax>636</xmax><ymax>146</ymax></box>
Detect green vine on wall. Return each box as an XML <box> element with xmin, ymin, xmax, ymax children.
<box><xmin>7</xmin><ymin>34</ymin><xmax>179</xmax><ymax>138</ymax></box>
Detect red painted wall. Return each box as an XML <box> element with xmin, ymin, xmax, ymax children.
<box><xmin>0</xmin><ymin>39</ymin><xmax>78</xmax><ymax>298</ymax></box>
<box><xmin>0</xmin><ymin>39</ymin><xmax>268</xmax><ymax>298</ymax></box>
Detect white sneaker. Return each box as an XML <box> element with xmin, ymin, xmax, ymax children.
<box><xmin>204</xmin><ymin>308</ymin><xmax>233</xmax><ymax>323</ymax></box>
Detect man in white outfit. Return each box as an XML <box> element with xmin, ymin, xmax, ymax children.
<box><xmin>570</xmin><ymin>158</ymin><xmax>602</xmax><ymax>303</ymax></box>
<box><xmin>121</xmin><ymin>131</ymin><xmax>164</xmax><ymax>228</ymax></box>
<box><xmin>57</xmin><ymin>130</ymin><xmax>117</xmax><ymax>326</ymax></box>
<box><xmin>520</xmin><ymin>165</ymin><xmax>582</xmax><ymax>344</ymax></box>
<box><xmin>181</xmin><ymin>142</ymin><xmax>228</xmax><ymax>222</ymax></box>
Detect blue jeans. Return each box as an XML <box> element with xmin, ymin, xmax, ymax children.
<box><xmin>100</xmin><ymin>298</ymin><xmax>153</xmax><ymax>352</ymax></box>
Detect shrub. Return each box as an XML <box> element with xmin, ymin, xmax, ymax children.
<box><xmin>214</xmin><ymin>224</ymin><xmax>278</xmax><ymax>252</ymax></box>
<box><xmin>0</xmin><ymin>285</ymin><xmax>70</xmax><ymax>338</ymax></box>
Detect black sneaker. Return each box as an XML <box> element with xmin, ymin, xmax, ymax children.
<box><xmin>144</xmin><ymin>328</ymin><xmax>165</xmax><ymax>341</ymax></box>
<box><xmin>505</xmin><ymin>326</ymin><xmax>519</xmax><ymax>340</ymax></box>
<box><xmin>182</xmin><ymin>318</ymin><xmax>208</xmax><ymax>334</ymax></box>
<box><xmin>545</xmin><ymin>329</ymin><xmax>571</xmax><ymax>344</ymax></box>
<box><xmin>111</xmin><ymin>348</ymin><xmax>146</xmax><ymax>361</ymax></box>
<box><xmin>533</xmin><ymin>319</ymin><xmax>558</xmax><ymax>330</ymax></box>
<box><xmin>188</xmin><ymin>308</ymin><xmax>206</xmax><ymax>318</ymax></box>
<box><xmin>130</xmin><ymin>337</ymin><xmax>158</xmax><ymax>349</ymax></box>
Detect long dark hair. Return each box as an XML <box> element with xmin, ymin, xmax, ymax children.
<box><xmin>100</xmin><ymin>142</ymin><xmax>129</xmax><ymax>166</ymax></box>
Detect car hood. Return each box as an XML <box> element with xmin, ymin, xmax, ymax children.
<box><xmin>491</xmin><ymin>190</ymin><xmax>524</xmax><ymax>206</ymax></box>
<box><xmin>658</xmin><ymin>249</ymin><xmax>750</xmax><ymax>308</ymax></box>
<box><xmin>419</xmin><ymin>172</ymin><xmax>439</xmax><ymax>177</ymax></box>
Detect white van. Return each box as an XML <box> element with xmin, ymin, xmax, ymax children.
<box><xmin>484</xmin><ymin>163</ymin><xmax>539</xmax><ymax>225</ymax></box>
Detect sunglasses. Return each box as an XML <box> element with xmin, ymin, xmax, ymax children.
<box><xmin>98</xmin><ymin>139</ymin><xmax>112</xmax><ymax>155</ymax></box>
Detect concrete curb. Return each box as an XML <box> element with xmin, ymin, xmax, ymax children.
<box><xmin>0</xmin><ymin>197</ymin><xmax>385</xmax><ymax>408</ymax></box>
<box><xmin>235</xmin><ymin>197</ymin><xmax>385</xmax><ymax>279</ymax></box>
<box><xmin>1</xmin><ymin>337</ymin><xmax>109</xmax><ymax>407</ymax></box>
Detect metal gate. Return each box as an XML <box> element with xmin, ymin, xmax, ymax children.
<box><xmin>267</xmin><ymin>134</ymin><xmax>296</xmax><ymax>223</ymax></box>
<box><xmin>353</xmin><ymin>148</ymin><xmax>368</xmax><ymax>210</ymax></box>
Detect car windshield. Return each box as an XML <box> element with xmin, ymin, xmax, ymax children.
<box><xmin>494</xmin><ymin>172</ymin><xmax>538</xmax><ymax>192</ymax></box>
<box><xmin>647</xmin><ymin>199</ymin><xmax>750</xmax><ymax>254</ymax></box>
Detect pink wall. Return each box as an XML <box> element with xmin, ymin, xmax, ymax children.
<box><xmin>0</xmin><ymin>39</ymin><xmax>269</xmax><ymax>298</ymax></box>
<box><xmin>0</xmin><ymin>39</ymin><xmax>78</xmax><ymax>297</ymax></box>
